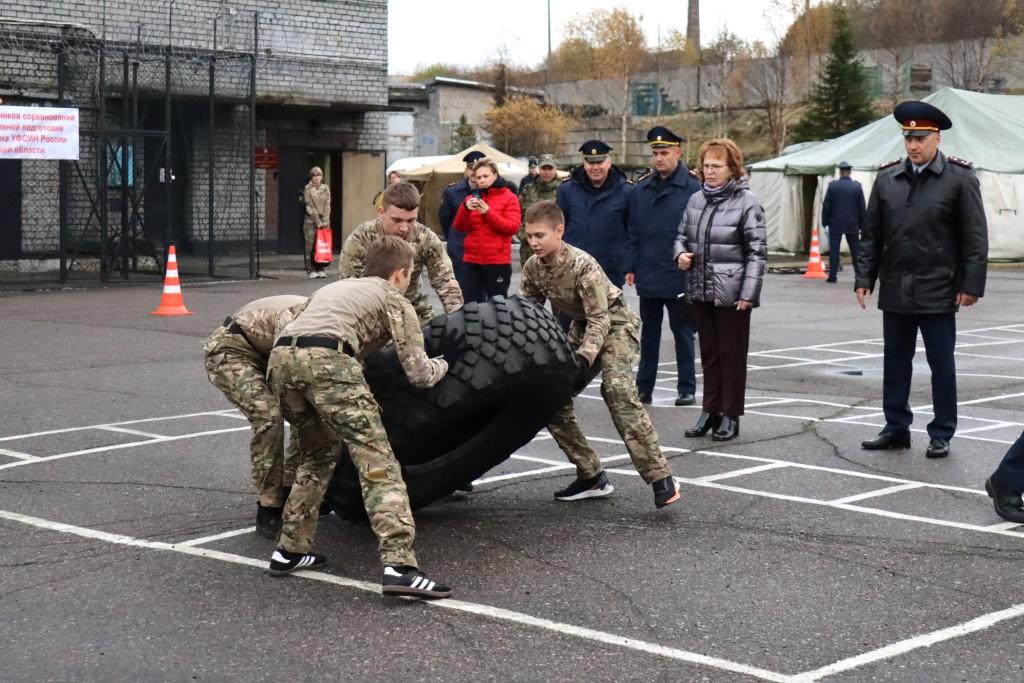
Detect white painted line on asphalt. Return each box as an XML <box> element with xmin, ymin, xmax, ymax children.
<box><xmin>475</xmin><ymin>464</ymin><xmax>573</xmax><ymax>485</ymax></box>
<box><xmin>790</xmin><ymin>602</ymin><xmax>1024</xmax><ymax>682</ymax></box>
<box><xmin>955</xmin><ymin>351</ymin><xmax>1024</xmax><ymax>362</ymax></box>
<box><xmin>698</xmin><ymin>462</ymin><xmax>790</xmax><ymax>482</ymax></box>
<box><xmin>0</xmin><ymin>447</ymin><xmax>40</xmax><ymax>461</ymax></box>
<box><xmin>0</xmin><ymin>507</ymin><xmax>793</xmax><ymax>683</ymax></box>
<box><xmin>99</xmin><ymin>425</ymin><xmax>170</xmax><ymax>439</ymax></box>
<box><xmin>959</xmin><ymin>372</ymin><xmax>1024</xmax><ymax>381</ymax></box>
<box><xmin>177</xmin><ymin>526</ymin><xmax>257</xmax><ymax>547</ymax></box>
<box><xmin>830</xmin><ymin>483</ymin><xmax>925</xmax><ymax>505</ymax></box>
<box><xmin>984</xmin><ymin>521</ymin><xmax>1024</xmax><ymax>531</ymax></box>
<box><xmin>0</xmin><ymin>409</ymin><xmax>239</xmax><ymax>443</ymax></box>
<box><xmin>956</xmin><ymin>422</ymin><xmax>1019</xmax><ymax>435</ymax></box>
<box><xmin>0</xmin><ymin>426</ymin><xmax>250</xmax><ymax>471</ymax></box>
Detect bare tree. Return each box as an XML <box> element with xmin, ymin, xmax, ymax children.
<box><xmin>740</xmin><ymin>43</ymin><xmax>795</xmax><ymax>155</ymax></box>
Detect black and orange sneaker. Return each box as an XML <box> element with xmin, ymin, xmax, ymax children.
<box><xmin>652</xmin><ymin>475</ymin><xmax>681</xmax><ymax>508</ymax></box>
<box><xmin>554</xmin><ymin>471</ymin><xmax>614</xmax><ymax>501</ymax></box>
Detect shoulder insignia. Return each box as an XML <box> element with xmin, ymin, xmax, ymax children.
<box><xmin>635</xmin><ymin>171</ymin><xmax>652</xmax><ymax>183</ymax></box>
<box><xmin>444</xmin><ymin>181</ymin><xmax>458</xmax><ymax>188</ymax></box>
<box><xmin>878</xmin><ymin>158</ymin><xmax>901</xmax><ymax>170</ymax></box>
<box><xmin>689</xmin><ymin>169</ymin><xmax>700</xmax><ymax>178</ymax></box>
<box><xmin>947</xmin><ymin>155</ymin><xmax>973</xmax><ymax>168</ymax></box>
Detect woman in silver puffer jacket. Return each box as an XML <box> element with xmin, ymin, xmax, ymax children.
<box><xmin>673</xmin><ymin>138</ymin><xmax>767</xmax><ymax>441</ymax></box>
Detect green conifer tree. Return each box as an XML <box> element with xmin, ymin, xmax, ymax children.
<box><xmin>792</xmin><ymin>3</ymin><xmax>876</xmax><ymax>141</ymax></box>
<box><xmin>450</xmin><ymin>113</ymin><xmax>476</xmax><ymax>153</ymax></box>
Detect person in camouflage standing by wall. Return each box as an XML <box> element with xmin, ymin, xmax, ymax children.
<box><xmin>267</xmin><ymin>236</ymin><xmax>452</xmax><ymax>599</ymax></box>
<box><xmin>203</xmin><ymin>295</ymin><xmax>308</xmax><ymax>538</ymax></box>
<box><xmin>303</xmin><ymin>166</ymin><xmax>331</xmax><ymax>278</ymax></box>
<box><xmin>516</xmin><ymin>154</ymin><xmax>563</xmax><ymax>268</ymax></box>
<box><xmin>519</xmin><ymin>201</ymin><xmax>682</xmax><ymax>509</ymax></box>
<box><xmin>339</xmin><ymin>181</ymin><xmax>463</xmax><ymax>325</ymax></box>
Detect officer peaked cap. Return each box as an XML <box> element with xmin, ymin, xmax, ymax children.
<box><xmin>646</xmin><ymin>126</ymin><xmax>685</xmax><ymax>147</ymax></box>
<box><xmin>579</xmin><ymin>140</ymin><xmax>612</xmax><ymax>161</ymax></box>
<box><xmin>893</xmin><ymin>101</ymin><xmax>952</xmax><ymax>137</ymax></box>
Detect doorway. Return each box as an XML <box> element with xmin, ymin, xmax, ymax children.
<box><xmin>277</xmin><ymin>147</ymin><xmax>343</xmax><ymax>254</ymax></box>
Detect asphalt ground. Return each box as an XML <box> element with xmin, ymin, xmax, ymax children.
<box><xmin>2</xmin><ymin>260</ymin><xmax>1024</xmax><ymax>682</ymax></box>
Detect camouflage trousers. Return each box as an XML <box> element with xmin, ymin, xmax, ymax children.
<box><xmin>204</xmin><ymin>328</ymin><xmax>298</xmax><ymax>507</ymax></box>
<box><xmin>303</xmin><ymin>219</ymin><xmax>321</xmax><ymax>273</ymax></box>
<box><xmin>547</xmin><ymin>310</ymin><xmax>671</xmax><ymax>484</ymax></box>
<box><xmin>268</xmin><ymin>345</ymin><xmax>417</xmax><ymax>566</ymax></box>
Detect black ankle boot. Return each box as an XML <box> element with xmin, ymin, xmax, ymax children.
<box><xmin>685</xmin><ymin>412</ymin><xmax>722</xmax><ymax>437</ymax></box>
<box><xmin>712</xmin><ymin>416</ymin><xmax>740</xmax><ymax>441</ymax></box>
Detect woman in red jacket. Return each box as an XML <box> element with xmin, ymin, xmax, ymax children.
<box><xmin>453</xmin><ymin>158</ymin><xmax>522</xmax><ymax>302</ymax></box>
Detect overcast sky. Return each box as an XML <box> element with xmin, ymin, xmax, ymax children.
<box><xmin>387</xmin><ymin>0</ymin><xmax>795</xmax><ymax>75</ymax></box>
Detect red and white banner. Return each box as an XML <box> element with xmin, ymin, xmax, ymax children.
<box><xmin>0</xmin><ymin>106</ymin><xmax>80</xmax><ymax>160</ymax></box>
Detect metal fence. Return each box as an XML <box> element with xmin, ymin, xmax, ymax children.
<box><xmin>0</xmin><ymin>20</ymin><xmax>258</xmax><ymax>287</ymax></box>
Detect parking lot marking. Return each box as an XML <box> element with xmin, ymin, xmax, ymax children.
<box><xmin>0</xmin><ymin>409</ymin><xmax>239</xmax><ymax>443</ymax></box>
<box><xmin>99</xmin><ymin>425</ymin><xmax>173</xmax><ymax>439</ymax></box>
<box><xmin>789</xmin><ymin>602</ymin><xmax>1024</xmax><ymax>682</ymax></box>
<box><xmin>178</xmin><ymin>526</ymin><xmax>257</xmax><ymax>547</ymax></box>
<box><xmin>0</xmin><ymin>447</ymin><xmax>39</xmax><ymax>461</ymax></box>
<box><xmin>0</xmin><ymin>506</ymin><xmax>793</xmax><ymax>683</ymax></box>
<box><xmin>829</xmin><ymin>483</ymin><xmax>925</xmax><ymax>505</ymax></box>
<box><xmin>984</xmin><ymin>521</ymin><xmax>1024</xmax><ymax>531</ymax></box>
<box><xmin>0</xmin><ymin>426</ymin><xmax>250</xmax><ymax>471</ymax></box>
<box><xmin>699</xmin><ymin>462</ymin><xmax>790</xmax><ymax>482</ymax></box>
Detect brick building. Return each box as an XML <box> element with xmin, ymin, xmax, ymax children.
<box><xmin>0</xmin><ymin>1</ymin><xmax>389</xmax><ymax>282</ymax></box>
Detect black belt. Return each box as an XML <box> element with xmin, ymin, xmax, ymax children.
<box><xmin>275</xmin><ymin>336</ymin><xmax>354</xmax><ymax>355</ymax></box>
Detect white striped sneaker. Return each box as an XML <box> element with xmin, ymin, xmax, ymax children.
<box><xmin>382</xmin><ymin>565</ymin><xmax>452</xmax><ymax>599</ymax></box>
<box><xmin>268</xmin><ymin>549</ymin><xmax>327</xmax><ymax>576</ymax></box>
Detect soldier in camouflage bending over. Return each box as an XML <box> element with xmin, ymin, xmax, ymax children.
<box><xmin>267</xmin><ymin>235</ymin><xmax>452</xmax><ymax>599</ymax></box>
<box><xmin>339</xmin><ymin>181</ymin><xmax>463</xmax><ymax>326</ymax></box>
<box><xmin>520</xmin><ymin>201</ymin><xmax>682</xmax><ymax>509</ymax></box>
<box><xmin>203</xmin><ymin>295</ymin><xmax>308</xmax><ymax>538</ymax></box>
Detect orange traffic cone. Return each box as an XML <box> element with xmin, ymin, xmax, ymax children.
<box><xmin>150</xmin><ymin>245</ymin><xmax>193</xmax><ymax>316</ymax></box>
<box><xmin>803</xmin><ymin>226</ymin><xmax>828</xmax><ymax>279</ymax></box>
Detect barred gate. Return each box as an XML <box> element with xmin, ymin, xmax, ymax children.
<box><xmin>0</xmin><ymin>20</ymin><xmax>258</xmax><ymax>287</ymax></box>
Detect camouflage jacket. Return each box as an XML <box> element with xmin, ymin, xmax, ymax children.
<box><xmin>277</xmin><ymin>277</ymin><xmax>446</xmax><ymax>388</ymax></box>
<box><xmin>205</xmin><ymin>295</ymin><xmax>308</xmax><ymax>358</ymax></box>
<box><xmin>303</xmin><ymin>183</ymin><xmax>330</xmax><ymax>226</ymax></box>
<box><xmin>519</xmin><ymin>177</ymin><xmax>563</xmax><ymax>220</ymax></box>
<box><xmin>519</xmin><ymin>244</ymin><xmax>629</xmax><ymax>365</ymax></box>
<box><xmin>339</xmin><ymin>218</ymin><xmax>463</xmax><ymax>320</ymax></box>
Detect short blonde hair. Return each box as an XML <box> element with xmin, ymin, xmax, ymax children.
<box><xmin>308</xmin><ymin>166</ymin><xmax>323</xmax><ymax>179</ymax></box>
<box><xmin>472</xmin><ymin>157</ymin><xmax>500</xmax><ymax>177</ymax></box>
<box><xmin>697</xmin><ymin>139</ymin><xmax>746</xmax><ymax>182</ymax></box>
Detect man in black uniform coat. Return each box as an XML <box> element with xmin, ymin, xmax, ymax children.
<box><xmin>855</xmin><ymin>101</ymin><xmax>988</xmax><ymax>459</ymax></box>
<box><xmin>821</xmin><ymin>160</ymin><xmax>865</xmax><ymax>283</ymax></box>
<box><xmin>987</xmin><ymin>432</ymin><xmax>1024</xmax><ymax>523</ymax></box>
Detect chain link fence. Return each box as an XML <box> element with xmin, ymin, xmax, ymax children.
<box><xmin>0</xmin><ymin>20</ymin><xmax>258</xmax><ymax>287</ymax></box>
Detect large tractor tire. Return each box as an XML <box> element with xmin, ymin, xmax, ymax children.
<box><xmin>325</xmin><ymin>295</ymin><xmax>594</xmax><ymax>520</ymax></box>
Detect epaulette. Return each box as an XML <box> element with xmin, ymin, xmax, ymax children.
<box><xmin>444</xmin><ymin>181</ymin><xmax>458</xmax><ymax>188</ymax></box>
<box><xmin>948</xmin><ymin>155</ymin><xmax>973</xmax><ymax>168</ymax></box>
<box><xmin>634</xmin><ymin>171</ymin><xmax>652</xmax><ymax>184</ymax></box>
<box><xmin>689</xmin><ymin>168</ymin><xmax>700</xmax><ymax>178</ymax></box>
<box><xmin>878</xmin><ymin>158</ymin><xmax>901</xmax><ymax>170</ymax></box>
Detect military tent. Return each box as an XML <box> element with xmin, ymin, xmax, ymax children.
<box><xmin>749</xmin><ymin>88</ymin><xmax>1024</xmax><ymax>258</ymax></box>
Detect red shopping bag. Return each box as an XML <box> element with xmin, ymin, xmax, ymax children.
<box><xmin>314</xmin><ymin>225</ymin><xmax>333</xmax><ymax>264</ymax></box>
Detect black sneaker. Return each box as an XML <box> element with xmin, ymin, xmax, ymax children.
<box><xmin>554</xmin><ymin>471</ymin><xmax>614</xmax><ymax>501</ymax></box>
<box><xmin>652</xmin><ymin>475</ymin><xmax>681</xmax><ymax>508</ymax></box>
<box><xmin>268</xmin><ymin>548</ymin><xmax>327</xmax><ymax>576</ymax></box>
<box><xmin>255</xmin><ymin>504</ymin><xmax>283</xmax><ymax>539</ymax></box>
<box><xmin>382</xmin><ymin>565</ymin><xmax>452</xmax><ymax>599</ymax></box>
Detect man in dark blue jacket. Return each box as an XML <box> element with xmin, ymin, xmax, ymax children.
<box><xmin>626</xmin><ymin>126</ymin><xmax>701</xmax><ymax>406</ymax></box>
<box><xmin>821</xmin><ymin>160</ymin><xmax>865</xmax><ymax>283</ymax></box>
<box><xmin>556</xmin><ymin>140</ymin><xmax>631</xmax><ymax>288</ymax></box>
<box><xmin>438</xmin><ymin>150</ymin><xmax>485</xmax><ymax>287</ymax></box>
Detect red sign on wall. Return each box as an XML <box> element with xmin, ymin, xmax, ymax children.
<box><xmin>254</xmin><ymin>147</ymin><xmax>278</xmax><ymax>169</ymax></box>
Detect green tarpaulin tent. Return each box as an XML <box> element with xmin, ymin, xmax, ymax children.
<box><xmin>749</xmin><ymin>88</ymin><xmax>1024</xmax><ymax>257</ymax></box>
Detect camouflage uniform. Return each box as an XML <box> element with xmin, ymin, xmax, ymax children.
<box><xmin>520</xmin><ymin>244</ymin><xmax>671</xmax><ymax>484</ymax></box>
<box><xmin>268</xmin><ymin>277</ymin><xmax>448</xmax><ymax>565</ymax></box>
<box><xmin>516</xmin><ymin>177</ymin><xmax>563</xmax><ymax>267</ymax></box>
<box><xmin>303</xmin><ymin>183</ymin><xmax>331</xmax><ymax>273</ymax></box>
<box><xmin>339</xmin><ymin>218</ymin><xmax>463</xmax><ymax>325</ymax></box>
<box><xmin>203</xmin><ymin>295</ymin><xmax>308</xmax><ymax>507</ymax></box>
